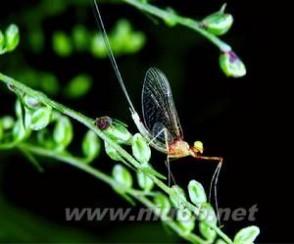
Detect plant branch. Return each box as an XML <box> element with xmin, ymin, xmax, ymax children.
<box><xmin>19</xmin><ymin>142</ymin><xmax>207</xmax><ymax>244</ymax></box>
<box><xmin>0</xmin><ymin>72</ymin><xmax>233</xmax><ymax>243</ymax></box>
<box><xmin>121</xmin><ymin>0</ymin><xmax>231</xmax><ymax>52</ymax></box>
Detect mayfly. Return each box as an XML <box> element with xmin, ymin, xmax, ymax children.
<box><xmin>93</xmin><ymin>0</ymin><xmax>223</xmax><ymax>200</ymax></box>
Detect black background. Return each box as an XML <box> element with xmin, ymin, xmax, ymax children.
<box><xmin>0</xmin><ymin>0</ymin><xmax>291</xmax><ymax>243</ymax></box>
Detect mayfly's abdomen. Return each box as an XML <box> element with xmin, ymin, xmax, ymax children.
<box><xmin>131</xmin><ymin>111</ymin><xmax>168</xmax><ymax>154</ymax></box>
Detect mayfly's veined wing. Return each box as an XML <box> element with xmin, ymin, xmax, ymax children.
<box><xmin>142</xmin><ymin>67</ymin><xmax>183</xmax><ymax>144</ymax></box>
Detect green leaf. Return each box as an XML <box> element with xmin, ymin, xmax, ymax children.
<box><xmin>199</xmin><ymin>203</ymin><xmax>217</xmax><ymax>225</ymax></box>
<box><xmin>137</xmin><ymin>170</ymin><xmax>154</xmax><ymax>192</ymax></box>
<box><xmin>104</xmin><ymin>141</ymin><xmax>123</xmax><ymax>162</ymax></box>
<box><xmin>91</xmin><ymin>33</ymin><xmax>108</xmax><ymax>58</ymax></box>
<box><xmin>5</xmin><ymin>24</ymin><xmax>20</xmax><ymax>51</ymax></box>
<box><xmin>12</xmin><ymin>120</ymin><xmax>26</xmax><ymax>141</ymax></box>
<box><xmin>188</xmin><ymin>180</ymin><xmax>207</xmax><ymax>207</ymax></box>
<box><xmin>219</xmin><ymin>51</ymin><xmax>246</xmax><ymax>78</ymax></box>
<box><xmin>15</xmin><ymin>100</ymin><xmax>23</xmax><ymax>119</ymax></box>
<box><xmin>0</xmin><ymin>121</ymin><xmax>3</xmax><ymax>141</ymax></box>
<box><xmin>154</xmin><ymin>193</ymin><xmax>171</xmax><ymax>216</ymax></box>
<box><xmin>82</xmin><ymin>130</ymin><xmax>101</xmax><ymax>162</ymax></box>
<box><xmin>0</xmin><ymin>31</ymin><xmax>4</xmax><ymax>52</ymax></box>
<box><xmin>1</xmin><ymin>116</ymin><xmax>14</xmax><ymax>130</ymax></box>
<box><xmin>53</xmin><ymin>116</ymin><xmax>73</xmax><ymax>148</ymax></box>
<box><xmin>111</xmin><ymin>19</ymin><xmax>132</xmax><ymax>53</ymax></box>
<box><xmin>14</xmin><ymin>100</ymin><xmax>27</xmax><ymax>139</ymax></box>
<box><xmin>64</xmin><ymin>74</ymin><xmax>92</xmax><ymax>98</ymax></box>
<box><xmin>177</xmin><ymin>208</ymin><xmax>195</xmax><ymax>234</ymax></box>
<box><xmin>40</xmin><ymin>73</ymin><xmax>59</xmax><ymax>95</ymax></box>
<box><xmin>52</xmin><ymin>31</ymin><xmax>72</xmax><ymax>57</ymax></box>
<box><xmin>30</xmin><ymin>106</ymin><xmax>52</xmax><ymax>131</ymax></box>
<box><xmin>103</xmin><ymin>120</ymin><xmax>132</xmax><ymax>144</ymax></box>
<box><xmin>169</xmin><ymin>185</ymin><xmax>187</xmax><ymax>208</ymax></box>
<box><xmin>127</xmin><ymin>32</ymin><xmax>145</xmax><ymax>53</ymax></box>
<box><xmin>202</xmin><ymin>11</ymin><xmax>233</xmax><ymax>36</ymax></box>
<box><xmin>112</xmin><ymin>164</ymin><xmax>133</xmax><ymax>192</ymax></box>
<box><xmin>23</xmin><ymin>95</ymin><xmax>40</xmax><ymax>109</ymax></box>
<box><xmin>72</xmin><ymin>25</ymin><xmax>90</xmax><ymax>51</ymax></box>
<box><xmin>164</xmin><ymin>8</ymin><xmax>177</xmax><ymax>27</ymax></box>
<box><xmin>233</xmin><ymin>226</ymin><xmax>260</xmax><ymax>244</ymax></box>
<box><xmin>37</xmin><ymin>129</ymin><xmax>55</xmax><ymax>149</ymax></box>
<box><xmin>199</xmin><ymin>222</ymin><xmax>216</xmax><ymax>241</ymax></box>
<box><xmin>132</xmin><ymin>133</ymin><xmax>151</xmax><ymax>164</ymax></box>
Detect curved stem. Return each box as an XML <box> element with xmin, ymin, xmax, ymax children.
<box><xmin>19</xmin><ymin>142</ymin><xmax>207</xmax><ymax>244</ymax></box>
<box><xmin>121</xmin><ymin>0</ymin><xmax>231</xmax><ymax>52</ymax></box>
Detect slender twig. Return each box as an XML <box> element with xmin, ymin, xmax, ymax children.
<box><xmin>19</xmin><ymin>142</ymin><xmax>207</xmax><ymax>244</ymax></box>
<box><xmin>0</xmin><ymin>72</ymin><xmax>233</xmax><ymax>244</ymax></box>
<box><xmin>121</xmin><ymin>0</ymin><xmax>231</xmax><ymax>52</ymax></box>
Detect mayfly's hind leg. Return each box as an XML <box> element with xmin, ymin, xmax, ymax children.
<box><xmin>163</xmin><ymin>128</ymin><xmax>176</xmax><ymax>186</ymax></box>
<box><xmin>196</xmin><ymin>155</ymin><xmax>223</xmax><ymax>224</ymax></box>
<box><xmin>164</xmin><ymin>156</ymin><xmax>177</xmax><ymax>186</ymax></box>
<box><xmin>208</xmin><ymin>158</ymin><xmax>223</xmax><ymax>225</ymax></box>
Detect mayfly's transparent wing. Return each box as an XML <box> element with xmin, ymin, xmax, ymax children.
<box><xmin>141</xmin><ymin>67</ymin><xmax>183</xmax><ymax>144</ymax></box>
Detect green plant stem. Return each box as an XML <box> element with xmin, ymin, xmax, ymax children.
<box><xmin>0</xmin><ymin>72</ymin><xmax>232</xmax><ymax>244</ymax></box>
<box><xmin>121</xmin><ymin>0</ymin><xmax>231</xmax><ymax>52</ymax></box>
<box><xmin>19</xmin><ymin>142</ymin><xmax>207</xmax><ymax>244</ymax></box>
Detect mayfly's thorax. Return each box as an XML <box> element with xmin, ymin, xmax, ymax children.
<box><xmin>168</xmin><ymin>140</ymin><xmax>191</xmax><ymax>158</ymax></box>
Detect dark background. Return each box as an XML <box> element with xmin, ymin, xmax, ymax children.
<box><xmin>0</xmin><ymin>0</ymin><xmax>290</xmax><ymax>243</ymax></box>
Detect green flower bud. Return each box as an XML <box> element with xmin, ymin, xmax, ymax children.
<box><xmin>52</xmin><ymin>31</ymin><xmax>72</xmax><ymax>57</ymax></box>
<box><xmin>91</xmin><ymin>33</ymin><xmax>108</xmax><ymax>58</ymax></box>
<box><xmin>199</xmin><ymin>203</ymin><xmax>217</xmax><ymax>225</ymax></box>
<box><xmin>5</xmin><ymin>24</ymin><xmax>20</xmax><ymax>51</ymax></box>
<box><xmin>199</xmin><ymin>222</ymin><xmax>216</xmax><ymax>241</ymax></box>
<box><xmin>30</xmin><ymin>106</ymin><xmax>52</xmax><ymax>131</ymax></box>
<box><xmin>137</xmin><ymin>170</ymin><xmax>154</xmax><ymax>192</ymax></box>
<box><xmin>124</xmin><ymin>32</ymin><xmax>145</xmax><ymax>54</ymax></box>
<box><xmin>177</xmin><ymin>208</ymin><xmax>195</xmax><ymax>234</ymax></box>
<box><xmin>82</xmin><ymin>130</ymin><xmax>101</xmax><ymax>161</ymax></box>
<box><xmin>169</xmin><ymin>185</ymin><xmax>187</xmax><ymax>208</ymax></box>
<box><xmin>72</xmin><ymin>25</ymin><xmax>89</xmax><ymax>51</ymax></box>
<box><xmin>154</xmin><ymin>193</ymin><xmax>171</xmax><ymax>217</ymax></box>
<box><xmin>64</xmin><ymin>74</ymin><xmax>92</xmax><ymax>99</ymax></box>
<box><xmin>219</xmin><ymin>51</ymin><xmax>246</xmax><ymax>78</ymax></box>
<box><xmin>233</xmin><ymin>226</ymin><xmax>260</xmax><ymax>244</ymax></box>
<box><xmin>202</xmin><ymin>11</ymin><xmax>233</xmax><ymax>36</ymax></box>
<box><xmin>53</xmin><ymin>116</ymin><xmax>73</xmax><ymax>148</ymax></box>
<box><xmin>111</xmin><ymin>19</ymin><xmax>132</xmax><ymax>53</ymax></box>
<box><xmin>188</xmin><ymin>180</ymin><xmax>207</xmax><ymax>207</ymax></box>
<box><xmin>104</xmin><ymin>141</ymin><xmax>123</xmax><ymax>162</ymax></box>
<box><xmin>132</xmin><ymin>133</ymin><xmax>151</xmax><ymax>164</ymax></box>
<box><xmin>112</xmin><ymin>164</ymin><xmax>133</xmax><ymax>191</ymax></box>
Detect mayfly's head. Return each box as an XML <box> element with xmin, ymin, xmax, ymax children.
<box><xmin>191</xmin><ymin>141</ymin><xmax>204</xmax><ymax>155</ymax></box>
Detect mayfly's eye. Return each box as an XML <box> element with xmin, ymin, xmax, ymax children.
<box><xmin>193</xmin><ymin>141</ymin><xmax>204</xmax><ymax>154</ymax></box>
<box><xmin>96</xmin><ymin>116</ymin><xmax>112</xmax><ymax>130</ymax></box>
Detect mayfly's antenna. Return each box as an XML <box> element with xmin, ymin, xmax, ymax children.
<box><xmin>92</xmin><ymin>0</ymin><xmax>136</xmax><ymax>112</ymax></box>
